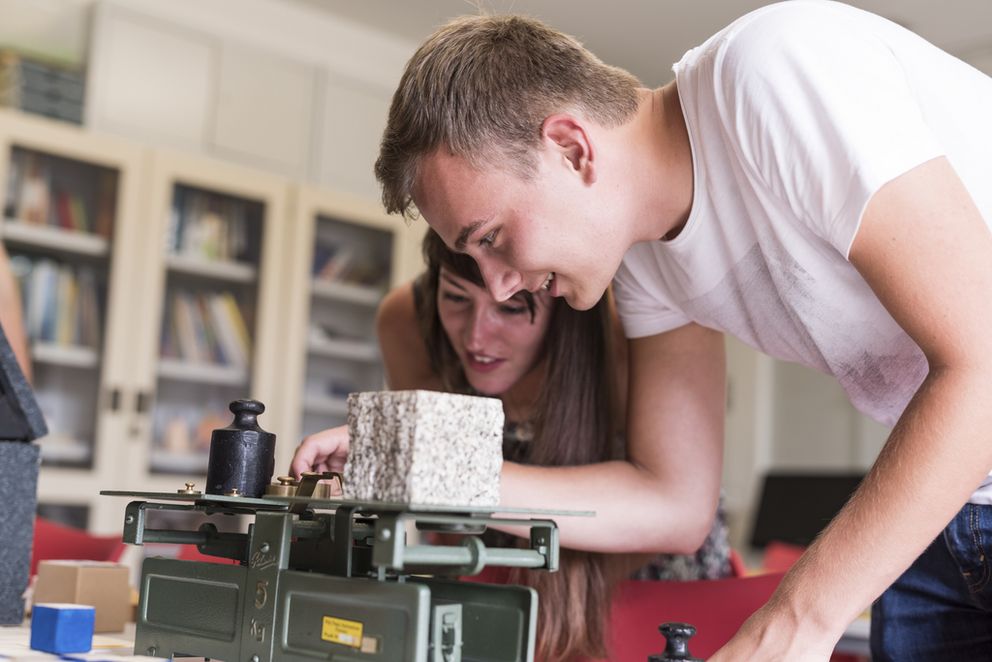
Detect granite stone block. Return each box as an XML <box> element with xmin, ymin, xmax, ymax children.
<box><xmin>345</xmin><ymin>390</ymin><xmax>503</xmax><ymax>506</ymax></box>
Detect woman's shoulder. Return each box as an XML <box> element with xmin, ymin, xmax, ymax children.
<box><xmin>376</xmin><ymin>279</ymin><xmax>440</xmax><ymax>390</ymax></box>
<box><xmin>377</xmin><ymin>281</ymin><xmax>418</xmax><ymax>328</ymax></box>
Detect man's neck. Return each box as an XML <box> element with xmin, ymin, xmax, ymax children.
<box><xmin>620</xmin><ymin>83</ymin><xmax>694</xmax><ymax>243</ymax></box>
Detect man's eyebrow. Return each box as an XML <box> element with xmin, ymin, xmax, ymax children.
<box><xmin>454</xmin><ymin>220</ymin><xmax>485</xmax><ymax>252</ymax></box>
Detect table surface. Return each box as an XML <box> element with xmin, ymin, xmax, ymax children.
<box><xmin>0</xmin><ymin>622</ymin><xmax>141</xmax><ymax>661</ymax></box>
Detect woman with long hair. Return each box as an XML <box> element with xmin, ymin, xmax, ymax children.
<box><xmin>293</xmin><ymin>229</ymin><xmax>731</xmax><ymax>661</ymax></box>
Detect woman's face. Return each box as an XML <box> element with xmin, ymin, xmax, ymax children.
<box><xmin>436</xmin><ymin>266</ymin><xmax>553</xmax><ymax>396</ymax></box>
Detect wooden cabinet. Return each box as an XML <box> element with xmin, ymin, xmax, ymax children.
<box><xmin>0</xmin><ymin>109</ymin><xmax>424</xmax><ymax>532</ymax></box>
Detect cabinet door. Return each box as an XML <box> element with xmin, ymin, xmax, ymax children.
<box><xmin>209</xmin><ymin>43</ymin><xmax>318</xmax><ymax>177</ymax></box>
<box><xmin>86</xmin><ymin>2</ymin><xmax>217</xmax><ymax>150</ymax></box>
<box><xmin>127</xmin><ymin>149</ymin><xmax>288</xmax><ymax>493</ymax></box>
<box><xmin>0</xmin><ymin>109</ymin><xmax>144</xmax><ymax>532</ymax></box>
<box><xmin>278</xmin><ymin>186</ymin><xmax>423</xmax><ymax>473</ymax></box>
<box><xmin>312</xmin><ymin>75</ymin><xmax>391</xmax><ymax>201</ymax></box>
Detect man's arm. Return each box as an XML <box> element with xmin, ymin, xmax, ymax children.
<box><xmin>713</xmin><ymin>156</ymin><xmax>992</xmax><ymax>660</ymax></box>
<box><xmin>499</xmin><ymin>321</ymin><xmax>726</xmax><ymax>554</ymax></box>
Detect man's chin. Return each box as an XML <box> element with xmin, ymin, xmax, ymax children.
<box><xmin>562</xmin><ymin>289</ymin><xmax>599</xmax><ymax>311</ymax></box>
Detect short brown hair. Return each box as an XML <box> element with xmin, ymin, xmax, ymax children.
<box><xmin>375</xmin><ymin>14</ymin><xmax>642</xmax><ymax>218</ymax></box>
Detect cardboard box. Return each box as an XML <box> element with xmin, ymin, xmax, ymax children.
<box><xmin>33</xmin><ymin>561</ymin><xmax>130</xmax><ymax>633</ymax></box>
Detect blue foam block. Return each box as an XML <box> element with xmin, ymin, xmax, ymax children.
<box><xmin>30</xmin><ymin>603</ymin><xmax>95</xmax><ymax>654</ymax></box>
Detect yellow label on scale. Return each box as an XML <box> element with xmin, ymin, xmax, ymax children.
<box><xmin>321</xmin><ymin>616</ymin><xmax>364</xmax><ymax>648</ymax></box>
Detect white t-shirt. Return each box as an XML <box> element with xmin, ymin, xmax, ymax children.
<box><xmin>613</xmin><ymin>1</ymin><xmax>992</xmax><ymax>503</ymax></box>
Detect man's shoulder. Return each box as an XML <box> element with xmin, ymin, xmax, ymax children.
<box><xmin>691</xmin><ymin>2</ymin><xmax>868</xmax><ymax>76</ymax></box>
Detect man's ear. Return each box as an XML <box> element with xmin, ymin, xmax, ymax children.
<box><xmin>541</xmin><ymin>114</ymin><xmax>596</xmax><ymax>184</ymax></box>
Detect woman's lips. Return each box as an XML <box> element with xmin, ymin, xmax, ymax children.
<box><xmin>465</xmin><ymin>353</ymin><xmax>505</xmax><ymax>373</ymax></box>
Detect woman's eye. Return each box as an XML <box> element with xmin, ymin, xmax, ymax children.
<box><xmin>479</xmin><ymin>228</ymin><xmax>498</xmax><ymax>248</ymax></box>
<box><xmin>442</xmin><ymin>292</ymin><xmax>468</xmax><ymax>304</ymax></box>
<box><xmin>499</xmin><ymin>305</ymin><xmax>527</xmax><ymax>315</ymax></box>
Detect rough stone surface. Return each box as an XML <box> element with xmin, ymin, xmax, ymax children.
<box><xmin>0</xmin><ymin>440</ymin><xmax>39</xmax><ymax>624</ymax></box>
<box><xmin>345</xmin><ymin>390</ymin><xmax>503</xmax><ymax>506</ymax></box>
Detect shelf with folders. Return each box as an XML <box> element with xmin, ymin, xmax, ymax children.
<box><xmin>128</xmin><ymin>151</ymin><xmax>286</xmax><ymax>479</ymax></box>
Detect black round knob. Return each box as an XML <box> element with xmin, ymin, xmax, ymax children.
<box><xmin>230</xmin><ymin>398</ymin><xmax>265</xmax><ymax>427</ymax></box>
<box><xmin>647</xmin><ymin>622</ymin><xmax>703</xmax><ymax>662</ymax></box>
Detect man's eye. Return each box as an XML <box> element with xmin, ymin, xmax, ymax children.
<box><xmin>479</xmin><ymin>229</ymin><xmax>498</xmax><ymax>247</ymax></box>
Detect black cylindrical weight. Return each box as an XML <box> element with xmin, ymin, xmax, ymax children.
<box><xmin>205</xmin><ymin>399</ymin><xmax>276</xmax><ymax>498</ymax></box>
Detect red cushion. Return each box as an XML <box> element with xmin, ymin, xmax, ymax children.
<box><xmin>30</xmin><ymin>517</ymin><xmax>127</xmax><ymax>576</ymax></box>
<box><xmin>762</xmin><ymin>540</ymin><xmax>806</xmax><ymax>573</ymax></box>
<box><xmin>584</xmin><ymin>574</ymin><xmax>785</xmax><ymax>660</ymax></box>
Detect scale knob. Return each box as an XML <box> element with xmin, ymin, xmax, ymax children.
<box><xmin>647</xmin><ymin>622</ymin><xmax>703</xmax><ymax>661</ymax></box>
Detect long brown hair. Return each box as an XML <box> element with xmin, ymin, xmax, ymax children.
<box><xmin>416</xmin><ymin>230</ymin><xmax>622</xmax><ymax>660</ymax></box>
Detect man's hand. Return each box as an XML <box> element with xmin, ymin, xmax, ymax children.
<box><xmin>290</xmin><ymin>425</ymin><xmax>350</xmax><ymax>478</ymax></box>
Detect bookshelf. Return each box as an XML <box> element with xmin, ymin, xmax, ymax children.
<box><xmin>278</xmin><ymin>185</ymin><xmax>425</xmax><ymax>473</ymax></box>
<box><xmin>0</xmin><ymin>109</ymin><xmax>144</xmax><ymax>532</ymax></box>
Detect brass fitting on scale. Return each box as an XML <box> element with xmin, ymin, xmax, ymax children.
<box><xmin>264</xmin><ymin>471</ymin><xmax>344</xmax><ymax>501</ymax></box>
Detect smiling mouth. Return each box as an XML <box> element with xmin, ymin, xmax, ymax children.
<box><xmin>469</xmin><ymin>352</ymin><xmax>500</xmax><ymax>364</ymax></box>
<box><xmin>540</xmin><ymin>273</ymin><xmax>555</xmax><ymax>290</ymax></box>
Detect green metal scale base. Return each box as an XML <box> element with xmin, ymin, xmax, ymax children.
<box><xmin>102</xmin><ymin>490</ymin><xmax>592</xmax><ymax>662</ymax></box>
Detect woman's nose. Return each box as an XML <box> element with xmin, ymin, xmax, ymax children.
<box><xmin>464</xmin><ymin>306</ymin><xmax>495</xmax><ymax>350</ymax></box>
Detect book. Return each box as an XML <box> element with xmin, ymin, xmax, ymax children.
<box><xmin>219</xmin><ymin>293</ymin><xmax>251</xmax><ymax>363</ymax></box>
<box><xmin>207</xmin><ymin>293</ymin><xmax>246</xmax><ymax>368</ymax></box>
<box><xmin>172</xmin><ymin>292</ymin><xmax>203</xmax><ymax>363</ymax></box>
<box><xmin>94</xmin><ymin>172</ymin><xmax>115</xmax><ymax>240</ymax></box>
<box><xmin>69</xmin><ymin>195</ymin><xmax>89</xmax><ymax>233</ymax></box>
<box><xmin>54</xmin><ymin>264</ymin><xmax>77</xmax><ymax>345</ymax></box>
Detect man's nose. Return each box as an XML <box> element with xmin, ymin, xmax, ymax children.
<box><xmin>478</xmin><ymin>259</ymin><xmax>522</xmax><ymax>302</ymax></box>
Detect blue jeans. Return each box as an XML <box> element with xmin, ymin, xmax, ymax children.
<box><xmin>871</xmin><ymin>503</ymin><xmax>992</xmax><ymax>660</ymax></box>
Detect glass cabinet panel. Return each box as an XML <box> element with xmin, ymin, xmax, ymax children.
<box><xmin>150</xmin><ymin>183</ymin><xmax>265</xmax><ymax>475</ymax></box>
<box><xmin>2</xmin><ymin>145</ymin><xmax>119</xmax><ymax>469</ymax></box>
<box><xmin>300</xmin><ymin>215</ymin><xmax>392</xmax><ymax>438</ymax></box>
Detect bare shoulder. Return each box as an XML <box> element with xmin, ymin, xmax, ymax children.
<box><xmin>376</xmin><ymin>280</ymin><xmax>440</xmax><ymax>390</ymax></box>
<box><xmin>377</xmin><ymin>282</ymin><xmax>419</xmax><ymax>336</ymax></box>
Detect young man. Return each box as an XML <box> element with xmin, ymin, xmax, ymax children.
<box><xmin>328</xmin><ymin>1</ymin><xmax>992</xmax><ymax>659</ymax></box>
